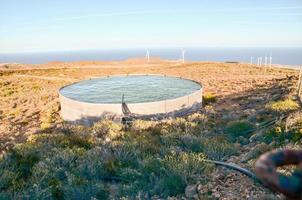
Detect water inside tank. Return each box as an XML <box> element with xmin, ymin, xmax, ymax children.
<box><xmin>60</xmin><ymin>75</ymin><xmax>201</xmax><ymax>103</ymax></box>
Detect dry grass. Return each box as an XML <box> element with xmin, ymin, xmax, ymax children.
<box><xmin>0</xmin><ymin>60</ymin><xmax>301</xmax><ymax>199</ymax></box>
<box><xmin>266</xmin><ymin>99</ymin><xmax>300</xmax><ymax>113</ymax></box>
<box><xmin>0</xmin><ymin>61</ymin><xmax>298</xmax><ymax>154</ymax></box>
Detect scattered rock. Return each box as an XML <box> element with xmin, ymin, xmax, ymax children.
<box><xmin>185</xmin><ymin>184</ymin><xmax>198</xmax><ymax>199</ymax></box>
<box><xmin>257</xmin><ymin>194</ymin><xmax>279</xmax><ymax>200</ymax></box>
<box><xmin>238</xmin><ymin>136</ymin><xmax>249</xmax><ymax>145</ymax></box>
<box><xmin>269</xmin><ymin>141</ymin><xmax>276</xmax><ymax>147</ymax></box>
<box><xmin>227</xmin><ymin>156</ymin><xmax>238</xmax><ymax>163</ymax></box>
<box><xmin>241</xmin><ymin>143</ymin><xmax>270</xmax><ymax>163</ymax></box>
<box><xmin>212</xmin><ymin>192</ymin><xmax>221</xmax><ymax>199</ymax></box>
<box><xmin>243</xmin><ymin>109</ymin><xmax>256</xmax><ymax>116</ymax></box>
<box><xmin>249</xmin><ymin>131</ymin><xmax>264</xmax><ymax>143</ymax></box>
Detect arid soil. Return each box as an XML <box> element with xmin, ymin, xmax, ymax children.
<box><xmin>0</xmin><ymin>60</ymin><xmax>300</xmax><ymax>199</ymax></box>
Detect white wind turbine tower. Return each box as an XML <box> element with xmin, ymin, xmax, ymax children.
<box><xmin>250</xmin><ymin>56</ymin><xmax>253</xmax><ymax>65</ymax></box>
<box><xmin>258</xmin><ymin>57</ymin><xmax>261</xmax><ymax>66</ymax></box>
<box><xmin>269</xmin><ymin>53</ymin><xmax>273</xmax><ymax>67</ymax></box>
<box><xmin>264</xmin><ymin>55</ymin><xmax>268</xmax><ymax>67</ymax></box>
<box><xmin>146</xmin><ymin>50</ymin><xmax>150</xmax><ymax>63</ymax></box>
<box><xmin>181</xmin><ymin>49</ymin><xmax>186</xmax><ymax>64</ymax></box>
<box><xmin>259</xmin><ymin>57</ymin><xmax>263</xmax><ymax>66</ymax></box>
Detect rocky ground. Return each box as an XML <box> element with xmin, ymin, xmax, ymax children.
<box><xmin>0</xmin><ymin>60</ymin><xmax>301</xmax><ymax>199</ymax></box>
<box><xmin>182</xmin><ymin>75</ymin><xmax>301</xmax><ymax>200</ymax></box>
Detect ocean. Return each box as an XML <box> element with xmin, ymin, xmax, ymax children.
<box><xmin>0</xmin><ymin>48</ymin><xmax>301</xmax><ymax>67</ymax></box>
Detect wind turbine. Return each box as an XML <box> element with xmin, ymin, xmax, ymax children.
<box><xmin>269</xmin><ymin>53</ymin><xmax>272</xmax><ymax>67</ymax></box>
<box><xmin>181</xmin><ymin>49</ymin><xmax>186</xmax><ymax>64</ymax></box>
<box><xmin>264</xmin><ymin>55</ymin><xmax>268</xmax><ymax>67</ymax></box>
<box><xmin>146</xmin><ymin>50</ymin><xmax>150</xmax><ymax>63</ymax></box>
<box><xmin>250</xmin><ymin>56</ymin><xmax>253</xmax><ymax>65</ymax></box>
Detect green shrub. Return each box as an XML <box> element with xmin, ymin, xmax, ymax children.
<box><xmin>225</xmin><ymin>120</ymin><xmax>254</xmax><ymax>139</ymax></box>
<box><xmin>159</xmin><ymin>174</ymin><xmax>186</xmax><ymax>197</ymax></box>
<box><xmin>131</xmin><ymin>120</ymin><xmax>155</xmax><ymax>131</ymax></box>
<box><xmin>201</xmin><ymin>135</ymin><xmax>236</xmax><ymax>160</ymax></box>
<box><xmin>291</xmin><ymin>119</ymin><xmax>302</xmax><ymax>142</ymax></box>
<box><xmin>0</xmin><ymin>170</ymin><xmax>18</xmax><ymax>191</ymax></box>
<box><xmin>91</xmin><ymin>120</ymin><xmax>122</xmax><ymax>140</ymax></box>
<box><xmin>203</xmin><ymin>93</ymin><xmax>217</xmax><ymax>105</ymax></box>
<box><xmin>0</xmin><ymin>113</ymin><xmax>229</xmax><ymax>199</ymax></box>
<box><xmin>31</xmin><ymin>134</ymin><xmax>93</xmax><ymax>150</ymax></box>
<box><xmin>168</xmin><ymin>118</ymin><xmax>199</xmax><ymax>135</ymax></box>
<box><xmin>62</xmin><ymin>183</ymin><xmax>110</xmax><ymax>200</ymax></box>
<box><xmin>161</xmin><ymin>152</ymin><xmax>209</xmax><ymax>183</ymax></box>
<box><xmin>187</xmin><ymin>113</ymin><xmax>206</xmax><ymax>122</ymax></box>
<box><xmin>263</xmin><ymin>125</ymin><xmax>287</xmax><ymax>144</ymax></box>
<box><xmin>263</xmin><ymin>121</ymin><xmax>302</xmax><ymax>144</ymax></box>
<box><xmin>65</xmin><ymin>135</ymin><xmax>93</xmax><ymax>149</ymax></box>
<box><xmin>179</xmin><ymin>135</ymin><xmax>203</xmax><ymax>152</ymax></box>
<box><xmin>142</xmin><ymin>157</ymin><xmax>162</xmax><ymax>175</ymax></box>
<box><xmin>122</xmin><ymin>126</ymin><xmax>163</xmax><ymax>156</ymax></box>
<box><xmin>9</xmin><ymin>144</ymin><xmax>41</xmax><ymax>179</ymax></box>
<box><xmin>266</xmin><ymin>99</ymin><xmax>299</xmax><ymax>113</ymax></box>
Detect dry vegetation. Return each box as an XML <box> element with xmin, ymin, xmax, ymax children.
<box><xmin>0</xmin><ymin>60</ymin><xmax>301</xmax><ymax>199</ymax></box>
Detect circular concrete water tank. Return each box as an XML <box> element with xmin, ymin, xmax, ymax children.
<box><xmin>59</xmin><ymin>74</ymin><xmax>203</xmax><ymax>124</ymax></box>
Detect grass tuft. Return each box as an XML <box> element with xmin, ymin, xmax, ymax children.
<box><xmin>225</xmin><ymin>120</ymin><xmax>254</xmax><ymax>139</ymax></box>
<box><xmin>266</xmin><ymin>99</ymin><xmax>299</xmax><ymax>113</ymax></box>
<box><xmin>203</xmin><ymin>93</ymin><xmax>217</xmax><ymax>105</ymax></box>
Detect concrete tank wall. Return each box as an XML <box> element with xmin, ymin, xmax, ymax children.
<box><xmin>59</xmin><ymin>75</ymin><xmax>203</xmax><ymax>123</ymax></box>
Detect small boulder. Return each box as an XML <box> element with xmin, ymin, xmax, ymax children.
<box><xmin>185</xmin><ymin>184</ymin><xmax>198</xmax><ymax>199</ymax></box>
<box><xmin>241</xmin><ymin>143</ymin><xmax>270</xmax><ymax>163</ymax></box>
<box><xmin>249</xmin><ymin>131</ymin><xmax>264</xmax><ymax>143</ymax></box>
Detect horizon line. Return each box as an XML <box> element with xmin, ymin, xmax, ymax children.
<box><xmin>1</xmin><ymin>46</ymin><xmax>302</xmax><ymax>54</ymax></box>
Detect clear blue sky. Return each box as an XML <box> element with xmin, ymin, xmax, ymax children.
<box><xmin>0</xmin><ymin>0</ymin><xmax>301</xmax><ymax>53</ymax></box>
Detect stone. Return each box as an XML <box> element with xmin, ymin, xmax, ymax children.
<box><xmin>238</xmin><ymin>136</ymin><xmax>249</xmax><ymax>145</ymax></box>
<box><xmin>257</xmin><ymin>194</ymin><xmax>278</xmax><ymax>200</ymax></box>
<box><xmin>269</xmin><ymin>141</ymin><xmax>276</xmax><ymax>147</ymax></box>
<box><xmin>213</xmin><ymin>192</ymin><xmax>221</xmax><ymax>198</ymax></box>
<box><xmin>249</xmin><ymin>132</ymin><xmax>264</xmax><ymax>143</ymax></box>
<box><xmin>185</xmin><ymin>184</ymin><xmax>198</xmax><ymax>199</ymax></box>
<box><xmin>196</xmin><ymin>184</ymin><xmax>205</xmax><ymax>193</ymax></box>
<box><xmin>241</xmin><ymin>143</ymin><xmax>270</xmax><ymax>163</ymax></box>
<box><xmin>227</xmin><ymin>156</ymin><xmax>237</xmax><ymax>163</ymax></box>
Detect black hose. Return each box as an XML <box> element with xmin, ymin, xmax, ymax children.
<box><xmin>204</xmin><ymin>159</ymin><xmax>263</xmax><ymax>184</ymax></box>
<box><xmin>233</xmin><ymin>115</ymin><xmax>287</xmax><ymax>136</ymax></box>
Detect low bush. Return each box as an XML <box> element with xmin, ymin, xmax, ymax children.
<box><xmin>0</xmin><ymin>117</ymin><xmax>218</xmax><ymax>199</ymax></box>
<box><xmin>263</xmin><ymin>120</ymin><xmax>302</xmax><ymax>144</ymax></box>
<box><xmin>266</xmin><ymin>99</ymin><xmax>299</xmax><ymax>113</ymax></box>
<box><xmin>130</xmin><ymin>120</ymin><xmax>155</xmax><ymax>131</ymax></box>
<box><xmin>201</xmin><ymin>135</ymin><xmax>237</xmax><ymax>160</ymax></box>
<box><xmin>161</xmin><ymin>152</ymin><xmax>208</xmax><ymax>183</ymax></box>
<box><xmin>291</xmin><ymin>119</ymin><xmax>302</xmax><ymax>142</ymax></box>
<box><xmin>203</xmin><ymin>93</ymin><xmax>217</xmax><ymax>105</ymax></box>
<box><xmin>91</xmin><ymin>119</ymin><xmax>122</xmax><ymax>141</ymax></box>
<box><xmin>158</xmin><ymin>173</ymin><xmax>186</xmax><ymax>197</ymax></box>
<box><xmin>225</xmin><ymin>120</ymin><xmax>254</xmax><ymax>139</ymax></box>
<box><xmin>263</xmin><ymin>125</ymin><xmax>287</xmax><ymax>144</ymax></box>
